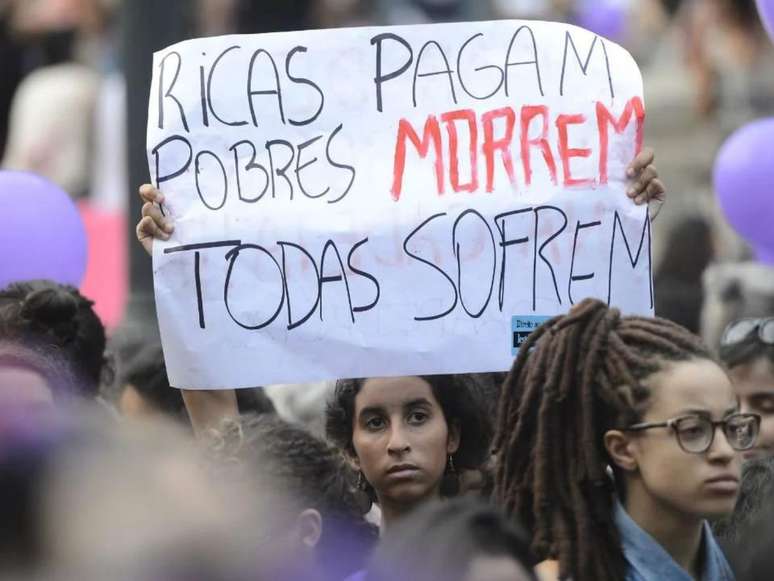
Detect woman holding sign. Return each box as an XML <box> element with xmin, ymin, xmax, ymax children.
<box><xmin>134</xmin><ymin>147</ymin><xmax>665</xmax><ymax>436</ymax></box>
<box><xmin>494</xmin><ymin>299</ymin><xmax>755</xmax><ymax>581</ymax></box>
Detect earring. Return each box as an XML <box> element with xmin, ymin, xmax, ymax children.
<box><xmin>447</xmin><ymin>455</ymin><xmax>456</xmax><ymax>475</ymax></box>
<box><xmin>354</xmin><ymin>470</ymin><xmax>373</xmax><ymax>514</ymax></box>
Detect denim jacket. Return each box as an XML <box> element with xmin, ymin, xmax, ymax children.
<box><xmin>615</xmin><ymin>503</ymin><xmax>735</xmax><ymax>581</ymax></box>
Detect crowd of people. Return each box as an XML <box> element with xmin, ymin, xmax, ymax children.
<box><xmin>2</xmin><ymin>0</ymin><xmax>774</xmax><ymax>580</ymax></box>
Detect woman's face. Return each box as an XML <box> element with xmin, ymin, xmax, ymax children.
<box><xmin>730</xmin><ymin>357</ymin><xmax>774</xmax><ymax>460</ymax></box>
<box><xmin>623</xmin><ymin>358</ymin><xmax>742</xmax><ymax>520</ymax></box>
<box><xmin>351</xmin><ymin>376</ymin><xmax>459</xmax><ymax>507</ymax></box>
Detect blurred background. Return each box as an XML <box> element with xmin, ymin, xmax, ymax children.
<box><xmin>1</xmin><ymin>0</ymin><xmax>772</xmax><ymax>347</ymax></box>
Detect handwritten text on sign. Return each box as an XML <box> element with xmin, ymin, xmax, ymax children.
<box><xmin>147</xmin><ymin>20</ymin><xmax>651</xmax><ymax>389</ymax></box>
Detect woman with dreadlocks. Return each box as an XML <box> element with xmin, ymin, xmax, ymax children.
<box><xmin>494</xmin><ymin>298</ymin><xmax>760</xmax><ymax>581</ymax></box>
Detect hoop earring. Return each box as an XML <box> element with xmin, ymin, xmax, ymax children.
<box><xmin>440</xmin><ymin>454</ymin><xmax>460</xmax><ymax>497</ymax></box>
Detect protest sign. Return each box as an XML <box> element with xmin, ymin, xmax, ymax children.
<box><xmin>147</xmin><ymin>19</ymin><xmax>651</xmax><ymax>388</ymax></box>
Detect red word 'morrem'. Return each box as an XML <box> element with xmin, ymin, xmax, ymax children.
<box><xmin>390</xmin><ymin>96</ymin><xmax>644</xmax><ymax>201</ymax></box>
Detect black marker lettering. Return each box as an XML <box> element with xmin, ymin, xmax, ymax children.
<box><xmin>326</xmin><ymin>124</ymin><xmax>356</xmax><ymax>204</ymax></box>
<box><xmin>157</xmin><ymin>51</ymin><xmax>189</xmax><ymax>132</ymax></box>
<box><xmin>230</xmin><ymin>140</ymin><xmax>270</xmax><ymax>203</ymax></box>
<box><xmin>371</xmin><ymin>33</ymin><xmax>413</xmax><ymax>113</ymax></box>
<box><xmin>452</xmin><ymin>209</ymin><xmax>496</xmax><ymax>318</ymax></box>
<box><xmin>318</xmin><ymin>240</ymin><xmax>355</xmax><ymax>323</ymax></box>
<box><xmin>207</xmin><ymin>45</ymin><xmax>248</xmax><ymax>126</ymax></box>
<box><xmin>532</xmin><ymin>205</ymin><xmax>567</xmax><ymax>310</ymax></box>
<box><xmin>224</xmin><ymin>244</ymin><xmax>285</xmax><ymax>330</ymax></box>
<box><xmin>504</xmin><ymin>26</ymin><xmax>544</xmax><ymax>97</ymax></box>
<box><xmin>247</xmin><ymin>49</ymin><xmax>286</xmax><ymax>126</ymax></box>
<box><xmin>278</xmin><ymin>241</ymin><xmax>321</xmax><ymax>330</ymax></box>
<box><xmin>403</xmin><ymin>213</ymin><xmax>458</xmax><ymax>321</ymax></box>
<box><xmin>412</xmin><ymin>41</ymin><xmax>457</xmax><ymax>108</ymax></box>
<box><xmin>152</xmin><ymin>135</ymin><xmax>193</xmax><ymax>188</ymax></box>
<box><xmin>560</xmin><ymin>31</ymin><xmax>614</xmax><ymax>98</ymax></box>
<box><xmin>286</xmin><ymin>46</ymin><xmax>325</xmax><ymax>126</ymax></box>
<box><xmin>568</xmin><ymin>219</ymin><xmax>601</xmax><ymax>304</ymax></box>
<box><xmin>194</xmin><ymin>150</ymin><xmax>228</xmax><ymax>211</ymax></box>
<box><xmin>348</xmin><ymin>238</ymin><xmax>380</xmax><ymax>314</ymax></box>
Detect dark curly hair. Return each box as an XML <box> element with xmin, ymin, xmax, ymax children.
<box><xmin>325</xmin><ymin>374</ymin><xmax>494</xmax><ymax>495</ymax></box>
<box><xmin>366</xmin><ymin>497</ymin><xmax>538</xmax><ymax>581</ymax></box>
<box><xmin>206</xmin><ymin>414</ymin><xmax>378</xmax><ymax>581</ymax></box>
<box><xmin>0</xmin><ymin>280</ymin><xmax>109</xmax><ymax>398</ymax></box>
<box><xmin>0</xmin><ymin>341</ymin><xmax>77</xmax><ymax>402</ymax></box>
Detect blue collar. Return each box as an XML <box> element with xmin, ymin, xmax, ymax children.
<box><xmin>614</xmin><ymin>502</ymin><xmax>735</xmax><ymax>581</ymax></box>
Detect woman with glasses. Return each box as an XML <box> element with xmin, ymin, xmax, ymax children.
<box><xmin>720</xmin><ymin>318</ymin><xmax>774</xmax><ymax>461</ymax></box>
<box><xmin>494</xmin><ymin>298</ymin><xmax>759</xmax><ymax>581</ymax></box>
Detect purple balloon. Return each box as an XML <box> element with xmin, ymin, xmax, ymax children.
<box><xmin>714</xmin><ymin>118</ymin><xmax>774</xmax><ymax>260</ymax></box>
<box><xmin>0</xmin><ymin>171</ymin><xmax>87</xmax><ymax>288</ymax></box>
<box><xmin>757</xmin><ymin>0</ymin><xmax>774</xmax><ymax>44</ymax></box>
<box><xmin>754</xmin><ymin>244</ymin><xmax>774</xmax><ymax>266</ymax></box>
<box><xmin>576</xmin><ymin>0</ymin><xmax>627</xmax><ymax>42</ymax></box>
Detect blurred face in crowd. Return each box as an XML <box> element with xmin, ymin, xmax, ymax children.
<box><xmin>464</xmin><ymin>555</ymin><xmax>534</xmax><ymax>581</ymax></box>
<box><xmin>351</xmin><ymin>376</ymin><xmax>459</xmax><ymax>510</ymax></box>
<box><xmin>0</xmin><ymin>364</ymin><xmax>54</xmax><ymax>412</ymax></box>
<box><xmin>607</xmin><ymin>358</ymin><xmax>744</xmax><ymax>520</ymax></box>
<box><xmin>730</xmin><ymin>357</ymin><xmax>774</xmax><ymax>460</ymax></box>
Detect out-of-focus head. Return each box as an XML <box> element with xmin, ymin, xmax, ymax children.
<box><xmin>0</xmin><ymin>411</ymin><xmax>259</xmax><ymax>580</ymax></box>
<box><xmin>365</xmin><ymin>497</ymin><xmax>538</xmax><ymax>581</ymax></box>
<box><xmin>0</xmin><ymin>340</ymin><xmax>76</xmax><ymax>414</ymax></box>
<box><xmin>721</xmin><ymin>318</ymin><xmax>774</xmax><ymax>460</ymax></box>
<box><xmin>0</xmin><ymin>280</ymin><xmax>109</xmax><ymax>399</ymax></box>
<box><xmin>206</xmin><ymin>414</ymin><xmax>377</xmax><ymax>581</ymax></box>
<box><xmin>115</xmin><ymin>342</ymin><xmax>186</xmax><ymax>422</ymax></box>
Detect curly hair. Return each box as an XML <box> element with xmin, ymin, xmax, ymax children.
<box><xmin>0</xmin><ymin>280</ymin><xmax>109</xmax><ymax>397</ymax></box>
<box><xmin>0</xmin><ymin>341</ymin><xmax>77</xmax><ymax>402</ymax></box>
<box><xmin>206</xmin><ymin>414</ymin><xmax>377</xmax><ymax>581</ymax></box>
<box><xmin>326</xmin><ymin>374</ymin><xmax>493</xmax><ymax>477</ymax></box>
<box><xmin>366</xmin><ymin>497</ymin><xmax>538</xmax><ymax>581</ymax></box>
<box><xmin>494</xmin><ymin>298</ymin><xmax>714</xmax><ymax>581</ymax></box>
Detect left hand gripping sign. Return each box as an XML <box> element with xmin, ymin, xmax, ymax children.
<box><xmin>147</xmin><ymin>19</ymin><xmax>652</xmax><ymax>389</ymax></box>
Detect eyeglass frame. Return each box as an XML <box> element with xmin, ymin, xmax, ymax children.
<box><xmin>622</xmin><ymin>413</ymin><xmax>762</xmax><ymax>454</ymax></box>
<box><xmin>721</xmin><ymin>317</ymin><xmax>774</xmax><ymax>346</ymax></box>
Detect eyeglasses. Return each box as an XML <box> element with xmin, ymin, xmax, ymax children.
<box><xmin>624</xmin><ymin>413</ymin><xmax>761</xmax><ymax>454</ymax></box>
<box><xmin>721</xmin><ymin>318</ymin><xmax>774</xmax><ymax>346</ymax></box>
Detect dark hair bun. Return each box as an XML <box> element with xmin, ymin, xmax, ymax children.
<box><xmin>20</xmin><ymin>288</ymin><xmax>79</xmax><ymax>344</ymax></box>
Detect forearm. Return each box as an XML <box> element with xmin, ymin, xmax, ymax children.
<box><xmin>181</xmin><ymin>389</ymin><xmax>238</xmax><ymax>437</ymax></box>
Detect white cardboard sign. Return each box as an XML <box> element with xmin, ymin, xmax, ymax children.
<box><xmin>147</xmin><ymin>19</ymin><xmax>652</xmax><ymax>389</ymax></box>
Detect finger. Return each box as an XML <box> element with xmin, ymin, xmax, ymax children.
<box><xmin>136</xmin><ymin>215</ymin><xmax>170</xmax><ymax>242</ymax></box>
<box><xmin>141</xmin><ymin>201</ymin><xmax>174</xmax><ymax>232</ymax></box>
<box><xmin>646</xmin><ymin>179</ymin><xmax>666</xmax><ymax>202</ymax></box>
<box><xmin>627</xmin><ymin>147</ymin><xmax>655</xmax><ymax>178</ymax></box>
<box><xmin>139</xmin><ymin>183</ymin><xmax>164</xmax><ymax>205</ymax></box>
<box><xmin>627</xmin><ymin>166</ymin><xmax>657</xmax><ymax>197</ymax></box>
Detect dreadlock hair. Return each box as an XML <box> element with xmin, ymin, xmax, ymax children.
<box><xmin>493</xmin><ymin>298</ymin><xmax>714</xmax><ymax>581</ymax></box>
